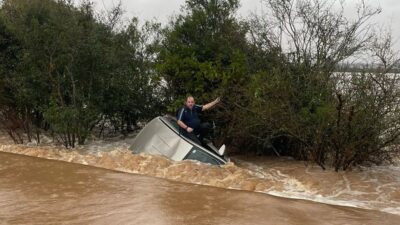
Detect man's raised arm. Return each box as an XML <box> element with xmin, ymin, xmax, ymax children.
<box><xmin>202</xmin><ymin>97</ymin><xmax>221</xmax><ymax>111</ymax></box>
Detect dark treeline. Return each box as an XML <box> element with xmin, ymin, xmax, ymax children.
<box><xmin>0</xmin><ymin>0</ymin><xmax>163</xmax><ymax>147</ymax></box>
<box><xmin>336</xmin><ymin>62</ymin><xmax>400</xmax><ymax>73</ymax></box>
<box><xmin>1</xmin><ymin>0</ymin><xmax>400</xmax><ymax>171</ymax></box>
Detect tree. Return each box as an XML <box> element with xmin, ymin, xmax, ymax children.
<box><xmin>0</xmin><ymin>17</ymin><xmax>26</xmax><ymax>143</ymax></box>
<box><xmin>157</xmin><ymin>0</ymin><xmax>249</xmax><ymax>109</ymax></box>
<box><xmin>0</xmin><ymin>0</ymin><xmax>160</xmax><ymax>147</ymax></box>
<box><xmin>236</xmin><ymin>0</ymin><xmax>400</xmax><ymax>170</ymax></box>
<box><xmin>97</xmin><ymin>18</ymin><xmax>163</xmax><ymax>135</ymax></box>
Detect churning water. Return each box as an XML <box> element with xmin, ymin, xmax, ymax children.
<box><xmin>1</xmin><ymin>151</ymin><xmax>400</xmax><ymax>225</ymax></box>
<box><xmin>0</xmin><ymin>135</ymin><xmax>399</xmax><ymax>220</ymax></box>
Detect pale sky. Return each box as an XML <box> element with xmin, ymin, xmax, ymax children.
<box><xmin>93</xmin><ymin>0</ymin><xmax>263</xmax><ymax>22</ymax></box>
<box><xmin>92</xmin><ymin>0</ymin><xmax>400</xmax><ymax>50</ymax></box>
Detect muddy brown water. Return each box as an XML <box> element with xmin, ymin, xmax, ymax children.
<box><xmin>0</xmin><ymin>130</ymin><xmax>400</xmax><ymax>224</ymax></box>
<box><xmin>1</xmin><ymin>152</ymin><xmax>399</xmax><ymax>225</ymax></box>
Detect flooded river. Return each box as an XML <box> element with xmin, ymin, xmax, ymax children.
<box><xmin>1</xmin><ymin>152</ymin><xmax>399</xmax><ymax>225</ymax></box>
<box><xmin>0</xmin><ymin>136</ymin><xmax>400</xmax><ymax>224</ymax></box>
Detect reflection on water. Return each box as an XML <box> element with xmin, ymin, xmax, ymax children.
<box><xmin>1</xmin><ymin>152</ymin><xmax>399</xmax><ymax>225</ymax></box>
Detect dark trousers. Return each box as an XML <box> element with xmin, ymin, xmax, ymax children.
<box><xmin>181</xmin><ymin>122</ymin><xmax>211</xmax><ymax>146</ymax></box>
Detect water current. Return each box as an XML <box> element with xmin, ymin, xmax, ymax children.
<box><xmin>0</xmin><ymin>134</ymin><xmax>399</xmax><ymax>224</ymax></box>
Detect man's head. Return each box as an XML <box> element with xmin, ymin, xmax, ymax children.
<box><xmin>185</xmin><ymin>96</ymin><xmax>195</xmax><ymax>109</ymax></box>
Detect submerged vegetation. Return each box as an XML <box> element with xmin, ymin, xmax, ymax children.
<box><xmin>1</xmin><ymin>0</ymin><xmax>399</xmax><ymax>171</ymax></box>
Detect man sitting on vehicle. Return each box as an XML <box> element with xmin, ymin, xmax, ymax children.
<box><xmin>176</xmin><ymin>96</ymin><xmax>220</xmax><ymax>146</ymax></box>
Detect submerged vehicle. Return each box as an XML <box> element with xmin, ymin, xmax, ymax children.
<box><xmin>129</xmin><ymin>115</ymin><xmax>228</xmax><ymax>165</ymax></box>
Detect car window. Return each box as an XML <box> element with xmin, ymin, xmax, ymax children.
<box><xmin>164</xmin><ymin>117</ymin><xmax>180</xmax><ymax>131</ymax></box>
<box><xmin>184</xmin><ymin>147</ymin><xmax>222</xmax><ymax>165</ymax></box>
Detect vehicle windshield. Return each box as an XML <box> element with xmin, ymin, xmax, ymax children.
<box><xmin>162</xmin><ymin>116</ymin><xmax>180</xmax><ymax>131</ymax></box>
<box><xmin>184</xmin><ymin>147</ymin><xmax>222</xmax><ymax>165</ymax></box>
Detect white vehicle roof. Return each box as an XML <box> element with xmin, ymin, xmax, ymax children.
<box><xmin>129</xmin><ymin>116</ymin><xmax>228</xmax><ymax>165</ymax></box>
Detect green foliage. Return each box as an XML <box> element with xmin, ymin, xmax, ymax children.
<box><xmin>43</xmin><ymin>102</ymin><xmax>98</xmax><ymax>147</ymax></box>
<box><xmin>157</xmin><ymin>0</ymin><xmax>249</xmax><ymax>110</ymax></box>
<box><xmin>0</xmin><ymin>0</ymin><xmax>160</xmax><ymax>147</ymax></box>
<box><xmin>0</xmin><ymin>17</ymin><xmax>20</xmax><ymax>106</ymax></box>
<box><xmin>224</xmin><ymin>0</ymin><xmax>399</xmax><ymax>170</ymax></box>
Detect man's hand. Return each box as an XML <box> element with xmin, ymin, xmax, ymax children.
<box><xmin>187</xmin><ymin>127</ymin><xmax>194</xmax><ymax>133</ymax></box>
<box><xmin>214</xmin><ymin>97</ymin><xmax>221</xmax><ymax>104</ymax></box>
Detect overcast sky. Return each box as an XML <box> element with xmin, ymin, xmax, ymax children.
<box><xmin>93</xmin><ymin>0</ymin><xmax>263</xmax><ymax>22</ymax></box>
<box><xmin>92</xmin><ymin>0</ymin><xmax>400</xmax><ymax>50</ymax></box>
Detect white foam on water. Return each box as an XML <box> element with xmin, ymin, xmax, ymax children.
<box><xmin>234</xmin><ymin>158</ymin><xmax>400</xmax><ymax>215</ymax></box>
<box><xmin>1</xmin><ymin>141</ymin><xmax>400</xmax><ymax>216</ymax></box>
<box><xmin>382</xmin><ymin>207</ymin><xmax>400</xmax><ymax>215</ymax></box>
<box><xmin>266</xmin><ymin>190</ymin><xmax>367</xmax><ymax>209</ymax></box>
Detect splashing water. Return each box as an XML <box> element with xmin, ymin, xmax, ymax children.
<box><xmin>0</xmin><ymin>138</ymin><xmax>399</xmax><ymax>216</ymax></box>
